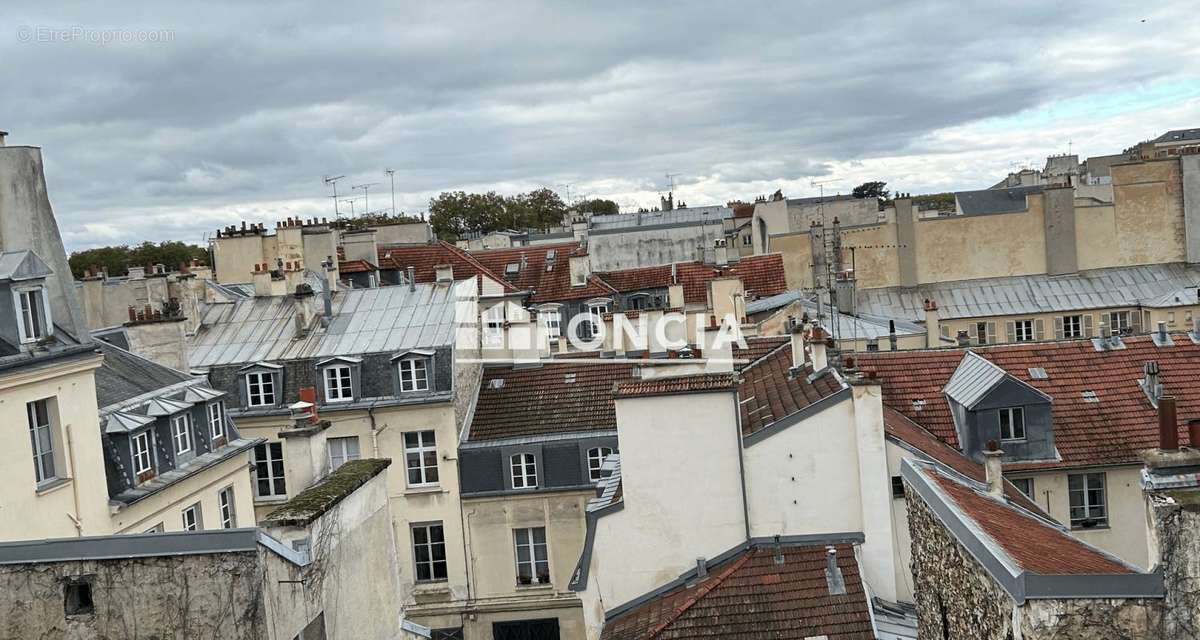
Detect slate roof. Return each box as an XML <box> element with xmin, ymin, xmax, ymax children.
<box><xmin>858</xmin><ymin>335</ymin><xmax>1200</xmax><ymax>470</ymax></box>
<box><xmin>189</xmin><ymin>280</ymin><xmax>469</xmax><ymax>367</ymax></box>
<box><xmin>377</xmin><ymin>241</ymin><xmax>519</xmax><ymax>294</ymax></box>
<box><xmin>470</xmin><ymin>242</ymin><xmax>617</xmax><ymax>304</ymax></box>
<box><xmin>615</xmin><ymin>373</ymin><xmax>739</xmax><ymax>398</ymax></box>
<box><xmin>737</xmin><ymin>342</ymin><xmax>845</xmax><ymax>437</ymax></box>
<box><xmin>955</xmin><ymin>185</ymin><xmax>1043</xmax><ymax>215</ymax></box>
<box><xmin>95</xmin><ymin>340</ymin><xmax>193</xmax><ymax>409</ymax></box>
<box><xmin>856</xmin><ymin>263</ymin><xmax>1200</xmax><ymax>322</ymax></box>
<box><xmin>0</xmin><ymin>250</ymin><xmax>53</xmax><ymax>281</ymax></box>
<box><xmin>601</xmin><ymin>543</ymin><xmax>874</xmax><ymax>640</ymax></box>
<box><xmin>747</xmin><ymin>291</ymin><xmax>927</xmax><ymax>341</ymax></box>
<box><xmin>1152</xmin><ymin>128</ymin><xmax>1200</xmax><ymax>144</ymax></box>
<box><xmin>597</xmin><ymin>255</ymin><xmax>788</xmax><ymax>305</ymax></box>
<box><xmin>470</xmin><ymin>362</ymin><xmax>638</xmax><ymax>441</ymax></box>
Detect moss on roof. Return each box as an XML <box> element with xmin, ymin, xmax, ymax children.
<box><xmin>261</xmin><ymin>458</ymin><xmax>391</xmax><ymax>527</ymax></box>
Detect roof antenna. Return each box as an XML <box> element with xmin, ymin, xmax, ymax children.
<box><xmin>324</xmin><ymin>175</ymin><xmax>345</xmax><ymax>223</ymax></box>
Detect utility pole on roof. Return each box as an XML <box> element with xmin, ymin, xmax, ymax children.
<box><xmin>385</xmin><ymin>169</ymin><xmax>397</xmax><ymax>217</ymax></box>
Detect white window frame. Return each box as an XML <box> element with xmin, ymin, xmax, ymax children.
<box><xmin>1069</xmin><ymin>472</ymin><xmax>1107</xmax><ymax>528</ymax></box>
<box><xmin>540</xmin><ymin>309</ymin><xmax>561</xmax><ymax>340</ymax></box>
<box><xmin>586</xmin><ymin>303</ymin><xmax>608</xmax><ymax>337</ymax></box>
<box><xmin>404</xmin><ymin>430</ymin><xmax>439</xmax><ymax>487</ymax></box>
<box><xmin>1062</xmin><ymin>315</ymin><xmax>1082</xmax><ymax>339</ymax></box>
<box><xmin>327</xmin><ymin>436</ymin><xmax>361</xmax><ymax>471</ymax></box>
<box><xmin>14</xmin><ymin>285</ymin><xmax>51</xmax><ymax>344</ymax></box>
<box><xmin>27</xmin><ymin>398</ymin><xmax>56</xmax><ymax>484</ymax></box>
<box><xmin>998</xmin><ymin>407</ymin><xmax>1025</xmax><ymax>441</ymax></box>
<box><xmin>171</xmin><ymin>413</ymin><xmax>193</xmax><ymax>455</ymax></box>
<box><xmin>1110</xmin><ymin>311</ymin><xmax>1132</xmax><ymax>335</ymax></box>
<box><xmin>323</xmin><ymin>364</ymin><xmax>354</xmax><ymax>403</ymax></box>
<box><xmin>218</xmin><ymin>486</ymin><xmax>236</xmax><ymax>529</ymax></box>
<box><xmin>132</xmin><ymin>430</ymin><xmax>153</xmax><ymax>476</ymax></box>
<box><xmin>246</xmin><ymin>371</ymin><xmax>276</xmax><ymax>407</ymax></box>
<box><xmin>182</xmin><ymin>503</ymin><xmax>202</xmax><ymax>531</ymax></box>
<box><xmin>208</xmin><ymin>401</ymin><xmax>226</xmax><ymax>440</ymax></box>
<box><xmin>1014</xmin><ymin>319</ymin><xmax>1034</xmax><ymax>342</ymax></box>
<box><xmin>510</xmin><ymin>453</ymin><xmax>537</xmax><ymax>489</ymax></box>
<box><xmin>399</xmin><ymin>357</ymin><xmax>429</xmax><ymax>392</ymax></box>
<box><xmin>253</xmin><ymin>441</ymin><xmax>287</xmax><ymax>498</ymax></box>
<box><xmin>483</xmin><ymin>304</ymin><xmax>505</xmax><ymax>347</ymax></box>
<box><xmin>1011</xmin><ymin>477</ymin><xmax>1034</xmax><ymax>499</ymax></box>
<box><xmin>411</xmin><ymin>522</ymin><xmax>448</xmax><ymax>582</ymax></box>
<box><xmin>975</xmin><ymin>322</ymin><xmax>989</xmax><ymax>345</ymax></box>
<box><xmin>513</xmin><ymin>527</ymin><xmax>550</xmax><ymax>585</ymax></box>
<box><xmin>587</xmin><ymin>447</ymin><xmax>613</xmax><ymax>482</ymax></box>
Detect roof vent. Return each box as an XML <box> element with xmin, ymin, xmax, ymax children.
<box><xmin>1027</xmin><ymin>367</ymin><xmax>1048</xmax><ymax>380</ymax></box>
<box><xmin>912</xmin><ymin>399</ymin><xmax>926</xmax><ymax>412</ymax></box>
<box><xmin>824</xmin><ymin>546</ymin><xmax>846</xmax><ymax>595</ymax></box>
<box><xmin>489</xmin><ymin>378</ymin><xmax>505</xmax><ymax>390</ymax></box>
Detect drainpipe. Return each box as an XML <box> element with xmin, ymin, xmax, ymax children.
<box><xmin>367</xmin><ymin>407</ymin><xmax>383</xmax><ymax>457</ymax></box>
<box><xmin>65</xmin><ymin>425</ymin><xmax>83</xmax><ymax>536</ymax></box>
<box><xmin>733</xmin><ymin>392</ymin><xmax>751</xmax><ymax>541</ymax></box>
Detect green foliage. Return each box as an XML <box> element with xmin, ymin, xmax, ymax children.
<box><xmin>428</xmin><ymin>188</ymin><xmax>569</xmax><ymax>240</ymax></box>
<box><xmin>573</xmin><ymin>198</ymin><xmax>620</xmax><ymax>217</ymax></box>
<box><xmin>339</xmin><ymin>211</ymin><xmax>424</xmax><ymax>231</ymax></box>
<box><xmin>911</xmin><ymin>192</ymin><xmax>957</xmax><ymax>211</ymax></box>
<box><xmin>852</xmin><ymin>181</ymin><xmax>889</xmax><ymax>199</ymax></box>
<box><xmin>69</xmin><ymin>241</ymin><xmax>208</xmax><ymax>279</ymax></box>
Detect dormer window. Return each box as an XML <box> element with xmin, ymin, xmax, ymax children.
<box><xmin>131</xmin><ymin>430</ymin><xmax>154</xmax><ymax>478</ymax></box>
<box><xmin>511</xmin><ymin>453</ymin><xmax>537</xmax><ymax>489</ymax></box>
<box><xmin>998</xmin><ymin>407</ymin><xmax>1025</xmax><ymax>441</ymax></box>
<box><xmin>171</xmin><ymin>414</ymin><xmax>194</xmax><ymax>455</ymax></box>
<box><xmin>207</xmin><ymin>402</ymin><xmax>226</xmax><ymax>441</ymax></box>
<box><xmin>324</xmin><ymin>365</ymin><xmax>353</xmax><ymax>402</ymax></box>
<box><xmin>399</xmin><ymin>357</ymin><xmax>429</xmax><ymax>392</ymax></box>
<box><xmin>247</xmin><ymin>372</ymin><xmax>276</xmax><ymax>407</ymax></box>
<box><xmin>16</xmin><ymin>286</ymin><xmax>50</xmax><ymax>343</ymax></box>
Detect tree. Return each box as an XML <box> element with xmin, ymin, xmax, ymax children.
<box><xmin>68</xmin><ymin>241</ymin><xmax>208</xmax><ymax>279</ymax></box>
<box><xmin>573</xmin><ymin>198</ymin><xmax>619</xmax><ymax>217</ymax></box>
<box><xmin>511</xmin><ymin>188</ymin><xmax>567</xmax><ymax>230</ymax></box>
<box><xmin>340</xmin><ymin>211</ymin><xmax>424</xmax><ymax>231</ymax></box>
<box><xmin>852</xmin><ymin>181</ymin><xmax>889</xmax><ymax>199</ymax></box>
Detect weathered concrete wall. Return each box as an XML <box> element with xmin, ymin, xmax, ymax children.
<box><xmin>895</xmin><ymin>199</ymin><xmax>917</xmax><ymax>287</ymax></box>
<box><xmin>124</xmin><ymin>318</ymin><xmax>190</xmax><ymax>372</ymax></box>
<box><xmin>0</xmin><ymin>551</ymin><xmax>266</xmax><ymax>639</ymax></box>
<box><xmin>916</xmin><ymin>196</ymin><xmax>1047</xmax><ymax>284</ymax></box>
<box><xmin>1074</xmin><ymin>201</ymin><xmax>1120</xmax><ymax>271</ymax></box>
<box><xmin>1043</xmin><ymin>186</ymin><xmax>1078</xmax><ymax>275</ymax></box>
<box><xmin>372</xmin><ymin>222</ymin><xmax>434</xmax><ymax>246</ymax></box>
<box><xmin>586</xmin><ymin>223</ymin><xmax>725</xmax><ymax>271</ymax></box>
<box><xmin>213</xmin><ymin>233</ymin><xmax>270</xmax><ymax>284</ymax></box>
<box><xmin>1181</xmin><ymin>155</ymin><xmax>1200</xmax><ymax>264</ymax></box>
<box><xmin>1146</xmin><ymin>492</ymin><xmax>1200</xmax><ymax>638</ymax></box>
<box><xmin>1112</xmin><ymin>159</ymin><xmax>1186</xmax><ymax>266</ymax></box>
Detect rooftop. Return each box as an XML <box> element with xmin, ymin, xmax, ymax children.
<box><xmin>858</xmin><ymin>335</ymin><xmax>1200</xmax><ymax>470</ymax></box>
<box><xmin>470</xmin><ymin>241</ymin><xmax>617</xmax><ymax>304</ymax></box>
<box><xmin>597</xmin><ymin>254</ymin><xmax>788</xmax><ymax>305</ymax></box>
<box><xmin>601</xmin><ymin>541</ymin><xmax>874</xmax><ymax>640</ymax></box>
<box><xmin>955</xmin><ymin>185</ymin><xmax>1043</xmax><ymax>216</ymax></box>
<box><xmin>615</xmin><ymin>372</ymin><xmax>739</xmax><ymax>399</ymax></box>
<box><xmin>378</xmin><ymin>240</ymin><xmax>520</xmax><ymax>294</ymax></box>
<box><xmin>262</xmin><ymin>458</ymin><xmax>391</xmax><ymax>527</ymax></box>
<box><xmin>94</xmin><ymin>340</ymin><xmax>194</xmax><ymax>409</ymax></box>
<box><xmin>1152</xmin><ymin>128</ymin><xmax>1200</xmax><ymax>144</ymax></box>
<box><xmin>747</xmin><ymin>290</ymin><xmax>928</xmax><ymax>341</ymax></box>
<box><xmin>737</xmin><ymin>341</ymin><xmax>845</xmax><ymax>438</ymax></box>
<box><xmin>588</xmin><ymin>206</ymin><xmax>732</xmax><ymax>231</ymax></box>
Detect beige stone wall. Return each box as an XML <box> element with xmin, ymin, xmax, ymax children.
<box><xmin>770</xmin><ymin>232</ymin><xmax>814</xmax><ymax>289</ymax></box>
<box><xmin>1075</xmin><ymin>202</ymin><xmax>1120</xmax><ymax>271</ymax></box>
<box><xmin>111</xmin><ymin>454</ymin><xmax>257</xmax><ymax>534</ymax></box>
<box><xmin>917</xmin><ymin>198</ymin><xmax>1047</xmax><ymax>284</ymax></box>
<box><xmin>213</xmin><ymin>233</ymin><xmax>269</xmax><ymax>283</ymax></box>
<box><xmin>1112</xmin><ymin>159</ymin><xmax>1186</xmax><ymax>266</ymax></box>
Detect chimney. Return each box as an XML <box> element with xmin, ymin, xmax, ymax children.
<box><xmin>0</xmin><ymin>130</ymin><xmax>7</xmax><ymax>146</ymax></box>
<box><xmin>1157</xmin><ymin>321</ymin><xmax>1169</xmax><ymax>344</ymax></box>
<box><xmin>789</xmin><ymin>317</ymin><xmax>806</xmax><ymax>369</ymax></box>
<box><xmin>983</xmin><ymin>440</ymin><xmax>1004</xmax><ymax>498</ymax></box>
<box><xmin>252</xmin><ymin>263</ymin><xmax>273</xmax><ymax>297</ymax></box>
<box><xmin>297</xmin><ymin>387</ymin><xmax>320</xmax><ymax>425</ymax></box>
<box><xmin>824</xmin><ymin>546</ymin><xmax>846</xmax><ymax>595</ymax></box>
<box><xmin>407</xmin><ymin>266</ymin><xmax>416</xmax><ymax>292</ymax></box>
<box><xmin>923</xmin><ymin>298</ymin><xmax>940</xmax><ymax>348</ymax></box>
<box><xmin>713</xmin><ymin>238</ymin><xmax>728</xmax><ymax>267</ymax></box>
<box><xmin>809</xmin><ymin>327</ymin><xmax>829</xmax><ymax>370</ymax></box>
<box><xmin>435</xmin><ymin>264</ymin><xmax>453</xmax><ymax>283</ymax></box>
<box><xmin>888</xmin><ymin>320</ymin><xmax>897</xmax><ymax>351</ymax></box>
<box><xmin>1159</xmin><ymin>395</ymin><xmax>1179</xmax><ymax>451</ymax></box>
<box><xmin>1144</xmin><ymin>361</ymin><xmax>1162</xmax><ymax>400</ymax></box>
<box><xmin>695</xmin><ymin>557</ymin><xmax>708</xmax><ymax>579</ymax></box>
<box><xmin>1189</xmin><ymin>418</ymin><xmax>1200</xmax><ymax>449</ymax></box>
<box><xmin>569</xmin><ymin>252</ymin><xmax>591</xmax><ymax>286</ymax></box>
<box><xmin>956</xmin><ymin>329</ymin><xmax>969</xmax><ymax>347</ymax></box>
<box><xmin>773</xmin><ymin>534</ymin><xmax>784</xmax><ymax>566</ymax></box>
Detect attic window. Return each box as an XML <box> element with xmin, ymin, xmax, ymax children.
<box><xmin>564</xmin><ymin>373</ymin><xmax>576</xmax><ymax>384</ymax></box>
<box><xmin>1028</xmin><ymin>367</ymin><xmax>1048</xmax><ymax>380</ymax></box>
<box><xmin>546</xmin><ymin>249</ymin><xmax>556</xmax><ymax>260</ymax></box>
<box><xmin>15</xmin><ymin>286</ymin><xmax>51</xmax><ymax>343</ymax></box>
<box><xmin>1082</xmin><ymin>390</ymin><xmax>1099</xmax><ymax>403</ymax></box>
<box><xmin>505</xmin><ymin>262</ymin><xmax>521</xmax><ymax>275</ymax></box>
<box><xmin>912</xmin><ymin>399</ymin><xmax>927</xmax><ymax>412</ymax></box>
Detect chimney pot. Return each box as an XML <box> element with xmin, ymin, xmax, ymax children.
<box><xmin>696</xmin><ymin>557</ymin><xmax>708</xmax><ymax>578</ymax></box>
<box><xmin>407</xmin><ymin>266</ymin><xmax>416</xmax><ymax>291</ymax></box>
<box><xmin>773</xmin><ymin>534</ymin><xmax>784</xmax><ymax>565</ymax></box>
<box><xmin>983</xmin><ymin>441</ymin><xmax>1004</xmax><ymax>498</ymax></box>
<box><xmin>1158</xmin><ymin>321</ymin><xmax>1168</xmax><ymax>342</ymax></box>
<box><xmin>1160</xmin><ymin>395</ymin><xmax>1179</xmax><ymax>450</ymax></box>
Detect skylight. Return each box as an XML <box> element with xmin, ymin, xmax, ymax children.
<box><xmin>1028</xmin><ymin>367</ymin><xmax>1048</xmax><ymax>380</ymax></box>
<box><xmin>1082</xmin><ymin>390</ymin><xmax>1099</xmax><ymax>403</ymax></box>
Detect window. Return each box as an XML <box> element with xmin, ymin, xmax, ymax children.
<box><xmin>27</xmin><ymin>399</ymin><xmax>56</xmax><ymax>484</ymax></box>
<box><xmin>16</xmin><ymin>286</ymin><xmax>49</xmax><ymax>343</ymax></box>
<box><xmin>1010</xmin><ymin>478</ymin><xmax>1034</xmax><ymax>499</ymax></box>
<box><xmin>323</xmin><ymin>365</ymin><xmax>353</xmax><ymax>403</ymax></box>
<box><xmin>1069</xmin><ymin>472</ymin><xmax>1107</xmax><ymax>528</ymax></box>
<box><xmin>218</xmin><ymin>486</ymin><xmax>236</xmax><ymax>529</ymax></box>
<box><xmin>742</xmin><ymin>233</ymin><xmax>752</xmax><ymax>246</ymax></box>
<box><xmin>975</xmin><ymin>322</ymin><xmax>989</xmax><ymax>345</ymax></box>
<box><xmin>1014</xmin><ymin>319</ymin><xmax>1034</xmax><ymax>342</ymax></box>
<box><xmin>483</xmin><ymin>304</ymin><xmax>505</xmax><ymax>346</ymax></box>
<box><xmin>586</xmin><ymin>303</ymin><xmax>608</xmax><ymax>337</ymax></box>
<box><xmin>404</xmin><ymin>430</ymin><xmax>439</xmax><ymax>486</ymax></box>
<box><xmin>627</xmin><ymin>295</ymin><xmax>647</xmax><ymax>311</ymax></box>
<box><xmin>144</xmin><ymin>523</ymin><xmax>164</xmax><ymax>533</ymax></box>
<box><xmin>246</xmin><ymin>371</ymin><xmax>276</xmax><ymax>407</ymax></box>
<box><xmin>208</xmin><ymin>401</ymin><xmax>226</xmax><ymax>440</ymax></box>
<box><xmin>1062</xmin><ymin>315</ymin><xmax>1082</xmax><ymax>339</ymax></box>
<box><xmin>1109</xmin><ymin>311</ymin><xmax>1132</xmax><ymax>335</ymax></box>
<box><xmin>513</xmin><ymin>527</ymin><xmax>550</xmax><ymax>585</ymax></box>
<box><xmin>254</xmin><ymin>442</ymin><xmax>287</xmax><ymax>498</ymax></box>
<box><xmin>511</xmin><ymin>453</ymin><xmax>537</xmax><ymax>489</ymax></box>
<box><xmin>587</xmin><ymin>447</ymin><xmax>614</xmax><ymax>482</ymax></box>
<box><xmin>891</xmin><ymin>475</ymin><xmax>905</xmax><ymax>499</ymax></box>
<box><xmin>182</xmin><ymin>503</ymin><xmax>202</xmax><ymax>531</ymax></box>
<box><xmin>399</xmin><ymin>357</ymin><xmax>429</xmax><ymax>392</ymax></box>
<box><xmin>328</xmin><ymin>436</ymin><xmax>361</xmax><ymax>471</ymax></box>
<box><xmin>171</xmin><ymin>413</ymin><xmax>193</xmax><ymax>455</ymax></box>
<box><xmin>412</xmin><ymin>523</ymin><xmax>448</xmax><ymax>582</ymax></box>
<box><xmin>540</xmin><ymin>309</ymin><xmax>561</xmax><ymax>340</ymax></box>
<box><xmin>998</xmin><ymin>407</ymin><xmax>1025</xmax><ymax>441</ymax></box>
<box><xmin>132</xmin><ymin>431</ymin><xmax>153</xmax><ymax>476</ymax></box>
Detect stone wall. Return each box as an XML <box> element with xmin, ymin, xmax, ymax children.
<box><xmin>1147</xmin><ymin>492</ymin><xmax>1200</xmax><ymax>638</ymax></box>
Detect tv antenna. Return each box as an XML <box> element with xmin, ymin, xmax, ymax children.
<box><xmin>324</xmin><ymin>175</ymin><xmax>346</xmax><ymax>221</ymax></box>
<box><xmin>558</xmin><ymin>183</ymin><xmax>573</xmax><ymax>206</ymax></box>
<box><xmin>353</xmin><ymin>182</ymin><xmax>379</xmax><ymax>216</ymax></box>
<box><xmin>665</xmin><ymin>172</ymin><xmax>681</xmax><ymax>194</ymax></box>
<box><xmin>384</xmin><ymin>170</ymin><xmax>397</xmax><ymax>217</ymax></box>
<box><xmin>341</xmin><ymin>198</ymin><xmax>357</xmax><ymax>217</ymax></box>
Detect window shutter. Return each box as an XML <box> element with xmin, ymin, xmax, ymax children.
<box><xmin>1100</xmin><ymin>312</ymin><xmax>1110</xmax><ymax>331</ymax></box>
<box><xmin>1054</xmin><ymin>317</ymin><xmax>1063</xmax><ymax>340</ymax></box>
<box><xmin>1083</xmin><ymin>314</ymin><xmax>1093</xmax><ymax>337</ymax></box>
<box><xmin>1132</xmin><ymin>311</ymin><xmax>1143</xmax><ymax>334</ymax></box>
<box><xmin>1035</xmin><ymin>319</ymin><xmax>1044</xmax><ymax>340</ymax></box>
<box><xmin>967</xmin><ymin>323</ymin><xmax>978</xmax><ymax>345</ymax></box>
<box><xmin>987</xmin><ymin>322</ymin><xmax>996</xmax><ymax>344</ymax></box>
<box><xmin>1006</xmin><ymin>321</ymin><xmax>1015</xmax><ymax>343</ymax></box>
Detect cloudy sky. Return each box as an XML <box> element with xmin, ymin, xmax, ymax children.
<box><xmin>4</xmin><ymin>1</ymin><xmax>1199</xmax><ymax>251</ymax></box>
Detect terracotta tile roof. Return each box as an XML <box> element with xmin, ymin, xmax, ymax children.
<box><xmin>470</xmin><ymin>242</ymin><xmax>617</xmax><ymax>303</ymax></box>
<box><xmin>470</xmin><ymin>362</ymin><xmax>637</xmax><ymax>441</ymax></box>
<box><xmin>884</xmin><ymin>407</ymin><xmax>1043</xmax><ymax>514</ymax></box>
<box><xmin>917</xmin><ymin>463</ymin><xmax>1136</xmax><ymax>575</ymax></box>
<box><xmin>602</xmin><ymin>544</ymin><xmax>874</xmax><ymax>640</ymax></box>
<box><xmin>615</xmin><ymin>373</ymin><xmax>740</xmax><ymax>398</ymax></box>
<box><xmin>858</xmin><ymin>335</ymin><xmax>1200</xmax><ymax>470</ymax></box>
<box><xmin>337</xmin><ymin>259</ymin><xmax>377</xmax><ymax>274</ymax></box>
<box><xmin>597</xmin><ymin>255</ymin><xmax>788</xmax><ymax>305</ymax></box>
<box><xmin>377</xmin><ymin>241</ymin><xmax>518</xmax><ymax>293</ymax></box>
<box><xmin>732</xmin><ymin>336</ymin><xmax>788</xmax><ymax>370</ymax></box>
<box><xmin>737</xmin><ymin>343</ymin><xmax>844</xmax><ymax>437</ymax></box>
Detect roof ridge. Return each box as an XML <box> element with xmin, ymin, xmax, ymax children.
<box><xmin>438</xmin><ymin>240</ymin><xmax>518</xmax><ymax>292</ymax></box>
<box><xmin>739</xmin><ymin>340</ymin><xmax>793</xmax><ymax>374</ymax></box>
<box><xmin>645</xmin><ymin>551</ymin><xmax>754</xmax><ymax>640</ymax></box>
